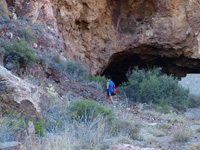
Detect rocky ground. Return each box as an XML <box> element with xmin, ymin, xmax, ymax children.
<box><xmin>1</xmin><ymin>60</ymin><xmax>200</xmax><ymax>150</ymax></box>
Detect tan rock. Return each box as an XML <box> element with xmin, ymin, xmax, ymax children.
<box><xmin>25</xmin><ymin>121</ymin><xmax>39</xmax><ymax>149</ymax></box>
<box><xmin>27</xmin><ymin>121</ymin><xmax>36</xmax><ymax>135</ymax></box>
<box><xmin>10</xmin><ymin>13</ymin><xmax>17</xmax><ymax>20</ymax></box>
<box><xmin>0</xmin><ymin>66</ymin><xmax>46</xmax><ymax>119</ymax></box>
<box><xmin>33</xmin><ymin>43</ymin><xmax>38</xmax><ymax>49</ymax></box>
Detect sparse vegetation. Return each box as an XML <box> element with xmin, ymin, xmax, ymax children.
<box><xmin>1</xmin><ymin>88</ymin><xmax>199</xmax><ymax>149</ymax></box>
<box><xmin>22</xmin><ymin>26</ymin><xmax>37</xmax><ymax>44</ymax></box>
<box><xmin>0</xmin><ymin>112</ymin><xmax>26</xmax><ymax>142</ymax></box>
<box><xmin>38</xmin><ymin>96</ymin><xmax>141</xmax><ymax>150</ymax></box>
<box><xmin>44</xmin><ymin>55</ymin><xmax>107</xmax><ymax>90</ymax></box>
<box><xmin>0</xmin><ymin>1</ymin><xmax>10</xmax><ymax>19</ymax></box>
<box><xmin>112</xmin><ymin>114</ymin><xmax>140</xmax><ymax>139</ymax></box>
<box><xmin>119</xmin><ymin>67</ymin><xmax>189</xmax><ymax>110</ymax></box>
<box><xmin>65</xmin><ymin>60</ymin><xmax>87</xmax><ymax>79</ymax></box>
<box><xmin>173</xmin><ymin>125</ymin><xmax>192</xmax><ymax>142</ymax></box>
<box><xmin>0</xmin><ymin>39</ymin><xmax>37</xmax><ymax>67</ymax></box>
<box><xmin>46</xmin><ymin>55</ymin><xmax>87</xmax><ymax>80</ymax></box>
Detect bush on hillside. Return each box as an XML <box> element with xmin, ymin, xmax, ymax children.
<box><xmin>47</xmin><ymin>55</ymin><xmax>107</xmax><ymax>89</ymax></box>
<box><xmin>86</xmin><ymin>75</ymin><xmax>107</xmax><ymax>90</ymax></box>
<box><xmin>119</xmin><ymin>67</ymin><xmax>189</xmax><ymax>110</ymax></box>
<box><xmin>65</xmin><ymin>60</ymin><xmax>87</xmax><ymax>79</ymax></box>
<box><xmin>22</xmin><ymin>26</ymin><xmax>37</xmax><ymax>44</ymax></box>
<box><xmin>47</xmin><ymin>55</ymin><xmax>87</xmax><ymax>79</ymax></box>
<box><xmin>70</xmin><ymin>99</ymin><xmax>115</xmax><ymax>121</ymax></box>
<box><xmin>0</xmin><ymin>39</ymin><xmax>37</xmax><ymax>67</ymax></box>
<box><xmin>0</xmin><ymin>1</ymin><xmax>10</xmax><ymax>19</ymax></box>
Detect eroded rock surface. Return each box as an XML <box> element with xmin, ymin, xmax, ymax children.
<box><xmin>5</xmin><ymin>0</ymin><xmax>200</xmax><ymax>78</ymax></box>
<box><xmin>0</xmin><ymin>65</ymin><xmax>45</xmax><ymax>119</ymax></box>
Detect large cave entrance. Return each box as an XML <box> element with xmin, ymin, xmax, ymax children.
<box><xmin>102</xmin><ymin>51</ymin><xmax>200</xmax><ymax>86</ymax></box>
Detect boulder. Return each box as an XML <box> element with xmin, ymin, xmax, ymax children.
<box><xmin>0</xmin><ymin>65</ymin><xmax>46</xmax><ymax>120</ymax></box>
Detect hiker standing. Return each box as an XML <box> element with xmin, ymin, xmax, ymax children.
<box><xmin>103</xmin><ymin>75</ymin><xmax>115</xmax><ymax>105</ymax></box>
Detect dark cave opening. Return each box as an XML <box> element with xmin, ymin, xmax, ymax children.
<box><xmin>102</xmin><ymin>52</ymin><xmax>200</xmax><ymax>86</ymax></box>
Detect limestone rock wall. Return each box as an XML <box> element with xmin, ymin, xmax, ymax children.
<box><xmin>7</xmin><ymin>0</ymin><xmax>200</xmax><ymax>75</ymax></box>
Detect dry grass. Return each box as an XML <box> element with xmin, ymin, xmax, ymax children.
<box><xmin>22</xmin><ymin>97</ymin><xmax>142</xmax><ymax>150</ymax></box>
<box><xmin>172</xmin><ymin>125</ymin><xmax>192</xmax><ymax>142</ymax></box>
<box><xmin>143</xmin><ymin>110</ymin><xmax>161</xmax><ymax>117</ymax></box>
<box><xmin>138</xmin><ymin>128</ymin><xmax>159</xmax><ymax>143</ymax></box>
<box><xmin>157</xmin><ymin>123</ymin><xmax>171</xmax><ymax>130</ymax></box>
<box><xmin>23</xmin><ymin>115</ymin><xmax>138</xmax><ymax>150</ymax></box>
<box><xmin>147</xmin><ymin>125</ymin><xmax>166</xmax><ymax>137</ymax></box>
<box><xmin>0</xmin><ymin>113</ymin><xmax>26</xmax><ymax>142</ymax></box>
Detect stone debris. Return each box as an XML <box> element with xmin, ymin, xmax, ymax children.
<box><xmin>110</xmin><ymin>144</ymin><xmax>164</xmax><ymax>150</ymax></box>
<box><xmin>0</xmin><ymin>141</ymin><xmax>19</xmax><ymax>150</ymax></box>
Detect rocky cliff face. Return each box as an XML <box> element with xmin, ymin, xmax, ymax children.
<box><xmin>6</xmin><ymin>0</ymin><xmax>200</xmax><ymax>83</ymax></box>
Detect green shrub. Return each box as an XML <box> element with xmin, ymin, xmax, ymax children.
<box><xmin>119</xmin><ymin>67</ymin><xmax>189</xmax><ymax>110</ymax></box>
<box><xmin>86</xmin><ymin>75</ymin><xmax>107</xmax><ymax>89</ymax></box>
<box><xmin>22</xmin><ymin>26</ymin><xmax>37</xmax><ymax>44</ymax></box>
<box><xmin>65</xmin><ymin>60</ymin><xmax>87</xmax><ymax>78</ymax></box>
<box><xmin>48</xmin><ymin>55</ymin><xmax>87</xmax><ymax>79</ymax></box>
<box><xmin>70</xmin><ymin>99</ymin><xmax>115</xmax><ymax>121</ymax></box>
<box><xmin>33</xmin><ymin>121</ymin><xmax>45</xmax><ymax>137</ymax></box>
<box><xmin>0</xmin><ymin>39</ymin><xmax>37</xmax><ymax>67</ymax></box>
<box><xmin>0</xmin><ymin>1</ymin><xmax>10</xmax><ymax>19</ymax></box>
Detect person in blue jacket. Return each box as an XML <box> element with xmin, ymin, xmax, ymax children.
<box><xmin>103</xmin><ymin>75</ymin><xmax>115</xmax><ymax>105</ymax></box>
